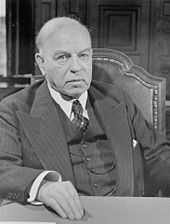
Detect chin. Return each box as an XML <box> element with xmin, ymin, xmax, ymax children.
<box><xmin>70</xmin><ymin>92</ymin><xmax>84</xmax><ymax>98</ymax></box>
<box><xmin>63</xmin><ymin>82</ymin><xmax>90</xmax><ymax>98</ymax></box>
<box><xmin>67</xmin><ymin>89</ymin><xmax>86</xmax><ymax>98</ymax></box>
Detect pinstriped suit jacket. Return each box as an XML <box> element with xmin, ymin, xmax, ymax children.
<box><xmin>0</xmin><ymin>79</ymin><xmax>170</xmax><ymax>203</ymax></box>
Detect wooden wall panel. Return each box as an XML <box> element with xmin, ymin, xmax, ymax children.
<box><xmin>86</xmin><ymin>0</ymin><xmax>150</xmax><ymax>69</ymax></box>
<box><xmin>99</xmin><ymin>6</ymin><xmax>139</xmax><ymax>51</ymax></box>
<box><xmin>149</xmin><ymin>0</ymin><xmax>170</xmax><ymax>99</ymax></box>
<box><xmin>35</xmin><ymin>0</ymin><xmax>57</xmax><ymax>35</ymax></box>
<box><xmin>6</xmin><ymin>0</ymin><xmax>34</xmax><ymax>75</ymax></box>
<box><xmin>6</xmin><ymin>0</ymin><xmax>19</xmax><ymax>76</ymax></box>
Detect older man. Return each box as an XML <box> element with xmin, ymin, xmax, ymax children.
<box><xmin>0</xmin><ymin>17</ymin><xmax>170</xmax><ymax>220</ymax></box>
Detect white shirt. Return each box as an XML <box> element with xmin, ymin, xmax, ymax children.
<box><xmin>27</xmin><ymin>82</ymin><xmax>89</xmax><ymax>204</ymax></box>
<box><xmin>47</xmin><ymin>82</ymin><xmax>89</xmax><ymax>120</ymax></box>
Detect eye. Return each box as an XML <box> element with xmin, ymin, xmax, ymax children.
<box><xmin>79</xmin><ymin>52</ymin><xmax>91</xmax><ymax>62</ymax></box>
<box><xmin>54</xmin><ymin>53</ymin><xmax>70</xmax><ymax>65</ymax></box>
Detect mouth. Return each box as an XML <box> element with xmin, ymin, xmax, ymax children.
<box><xmin>66</xmin><ymin>79</ymin><xmax>85</xmax><ymax>84</ymax></box>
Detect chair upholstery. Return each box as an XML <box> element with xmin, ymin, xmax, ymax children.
<box><xmin>92</xmin><ymin>48</ymin><xmax>166</xmax><ymax>196</ymax></box>
<box><xmin>0</xmin><ymin>75</ymin><xmax>31</xmax><ymax>101</ymax></box>
<box><xmin>92</xmin><ymin>48</ymin><xmax>166</xmax><ymax>135</ymax></box>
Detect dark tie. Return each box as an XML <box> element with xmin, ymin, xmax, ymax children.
<box><xmin>71</xmin><ymin>100</ymin><xmax>89</xmax><ymax>132</ymax></box>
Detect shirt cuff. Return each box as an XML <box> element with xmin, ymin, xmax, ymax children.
<box><xmin>27</xmin><ymin>170</ymin><xmax>62</xmax><ymax>205</ymax></box>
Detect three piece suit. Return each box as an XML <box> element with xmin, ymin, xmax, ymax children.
<box><xmin>0</xmin><ymin>79</ymin><xmax>170</xmax><ymax>203</ymax></box>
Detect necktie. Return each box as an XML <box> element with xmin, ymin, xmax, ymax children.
<box><xmin>71</xmin><ymin>100</ymin><xmax>89</xmax><ymax>132</ymax></box>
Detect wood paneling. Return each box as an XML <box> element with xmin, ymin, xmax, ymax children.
<box><xmin>6</xmin><ymin>0</ymin><xmax>34</xmax><ymax>75</ymax></box>
<box><xmin>35</xmin><ymin>0</ymin><xmax>57</xmax><ymax>35</ymax></box>
<box><xmin>86</xmin><ymin>0</ymin><xmax>150</xmax><ymax>69</ymax></box>
<box><xmin>6</xmin><ymin>0</ymin><xmax>19</xmax><ymax>76</ymax></box>
<box><xmin>99</xmin><ymin>6</ymin><xmax>139</xmax><ymax>51</ymax></box>
<box><xmin>149</xmin><ymin>0</ymin><xmax>170</xmax><ymax>99</ymax></box>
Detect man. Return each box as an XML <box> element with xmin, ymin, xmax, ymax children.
<box><xmin>0</xmin><ymin>17</ymin><xmax>170</xmax><ymax>220</ymax></box>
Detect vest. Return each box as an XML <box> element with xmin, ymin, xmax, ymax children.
<box><xmin>56</xmin><ymin>98</ymin><xmax>119</xmax><ymax>196</ymax></box>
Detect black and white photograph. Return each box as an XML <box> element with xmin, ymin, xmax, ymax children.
<box><xmin>0</xmin><ymin>0</ymin><xmax>170</xmax><ymax>223</ymax></box>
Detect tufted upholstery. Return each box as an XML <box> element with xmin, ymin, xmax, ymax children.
<box><xmin>92</xmin><ymin>48</ymin><xmax>167</xmax><ymax>196</ymax></box>
<box><xmin>92</xmin><ymin>48</ymin><xmax>166</xmax><ymax>135</ymax></box>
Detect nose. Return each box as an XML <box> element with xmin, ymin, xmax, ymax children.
<box><xmin>70</xmin><ymin>54</ymin><xmax>81</xmax><ymax>73</ymax></box>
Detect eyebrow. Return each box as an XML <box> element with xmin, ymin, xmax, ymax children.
<box><xmin>54</xmin><ymin>48</ymin><xmax>92</xmax><ymax>55</ymax></box>
<box><xmin>78</xmin><ymin>48</ymin><xmax>92</xmax><ymax>54</ymax></box>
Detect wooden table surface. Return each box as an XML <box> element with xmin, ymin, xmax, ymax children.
<box><xmin>0</xmin><ymin>196</ymin><xmax>170</xmax><ymax>224</ymax></box>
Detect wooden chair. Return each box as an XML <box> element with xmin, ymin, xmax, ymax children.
<box><xmin>92</xmin><ymin>48</ymin><xmax>166</xmax><ymax>135</ymax></box>
<box><xmin>92</xmin><ymin>48</ymin><xmax>166</xmax><ymax>196</ymax></box>
<box><xmin>0</xmin><ymin>75</ymin><xmax>31</xmax><ymax>101</ymax></box>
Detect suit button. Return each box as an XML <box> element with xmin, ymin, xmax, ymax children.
<box><xmin>83</xmin><ymin>156</ymin><xmax>91</xmax><ymax>162</ymax></box>
<box><xmin>93</xmin><ymin>183</ymin><xmax>99</xmax><ymax>188</ymax></box>
<box><xmin>82</xmin><ymin>143</ymin><xmax>88</xmax><ymax>149</ymax></box>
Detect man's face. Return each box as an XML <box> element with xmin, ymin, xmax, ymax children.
<box><xmin>36</xmin><ymin>25</ymin><xmax>92</xmax><ymax>99</ymax></box>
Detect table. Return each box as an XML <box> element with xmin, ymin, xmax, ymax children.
<box><xmin>0</xmin><ymin>196</ymin><xmax>170</xmax><ymax>224</ymax></box>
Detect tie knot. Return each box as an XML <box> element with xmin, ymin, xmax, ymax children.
<box><xmin>72</xmin><ymin>100</ymin><xmax>83</xmax><ymax>116</ymax></box>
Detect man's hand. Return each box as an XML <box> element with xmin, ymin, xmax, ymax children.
<box><xmin>37</xmin><ymin>180</ymin><xmax>84</xmax><ymax>220</ymax></box>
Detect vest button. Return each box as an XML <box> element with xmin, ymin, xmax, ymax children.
<box><xmin>93</xmin><ymin>183</ymin><xmax>99</xmax><ymax>188</ymax></box>
<box><xmin>82</xmin><ymin>143</ymin><xmax>88</xmax><ymax>149</ymax></box>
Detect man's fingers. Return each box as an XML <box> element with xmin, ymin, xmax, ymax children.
<box><xmin>48</xmin><ymin>196</ymin><xmax>75</xmax><ymax>220</ymax></box>
<box><xmin>67</xmin><ymin>187</ymin><xmax>84</xmax><ymax>217</ymax></box>
<box><xmin>48</xmin><ymin>198</ymin><xmax>67</xmax><ymax>219</ymax></box>
<box><xmin>55</xmin><ymin>193</ymin><xmax>76</xmax><ymax>220</ymax></box>
<box><xmin>63</xmin><ymin>191</ymin><xmax>83</xmax><ymax>219</ymax></box>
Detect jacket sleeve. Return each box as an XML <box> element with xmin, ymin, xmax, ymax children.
<box><xmin>124</xmin><ymin>93</ymin><xmax>170</xmax><ymax>195</ymax></box>
<box><xmin>0</xmin><ymin>99</ymin><xmax>44</xmax><ymax>204</ymax></box>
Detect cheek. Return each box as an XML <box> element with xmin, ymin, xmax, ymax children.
<box><xmin>49</xmin><ymin>66</ymin><xmax>70</xmax><ymax>84</ymax></box>
<box><xmin>84</xmin><ymin>62</ymin><xmax>92</xmax><ymax>77</ymax></box>
<box><xmin>46</xmin><ymin>63</ymin><xmax>67</xmax><ymax>75</ymax></box>
<box><xmin>80</xmin><ymin>60</ymin><xmax>92</xmax><ymax>71</ymax></box>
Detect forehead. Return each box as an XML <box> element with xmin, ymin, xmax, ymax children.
<box><xmin>41</xmin><ymin>25</ymin><xmax>91</xmax><ymax>54</ymax></box>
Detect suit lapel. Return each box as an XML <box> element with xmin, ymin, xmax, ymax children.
<box><xmin>16</xmin><ymin>81</ymin><xmax>75</xmax><ymax>183</ymax></box>
<box><xmin>89</xmin><ymin>83</ymin><xmax>134</xmax><ymax>196</ymax></box>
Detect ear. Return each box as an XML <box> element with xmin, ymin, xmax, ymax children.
<box><xmin>35</xmin><ymin>53</ymin><xmax>46</xmax><ymax>76</ymax></box>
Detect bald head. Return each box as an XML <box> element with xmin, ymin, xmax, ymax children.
<box><xmin>36</xmin><ymin>17</ymin><xmax>91</xmax><ymax>52</ymax></box>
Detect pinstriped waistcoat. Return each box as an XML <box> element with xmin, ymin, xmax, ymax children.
<box><xmin>56</xmin><ymin>98</ymin><xmax>119</xmax><ymax>196</ymax></box>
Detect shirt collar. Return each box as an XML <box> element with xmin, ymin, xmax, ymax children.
<box><xmin>47</xmin><ymin>81</ymin><xmax>88</xmax><ymax>119</ymax></box>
